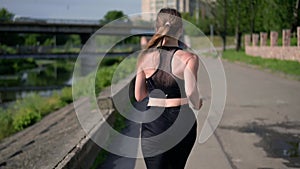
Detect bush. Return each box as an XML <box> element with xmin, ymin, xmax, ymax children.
<box><xmin>2</xmin><ymin>92</ymin><xmax>66</xmax><ymax>134</ymax></box>
<box><xmin>12</xmin><ymin>107</ymin><xmax>41</xmax><ymax>131</ymax></box>
<box><xmin>0</xmin><ymin>108</ymin><xmax>13</xmax><ymax>140</ymax></box>
<box><xmin>95</xmin><ymin>64</ymin><xmax>118</xmax><ymax>94</ymax></box>
<box><xmin>0</xmin><ymin>58</ymin><xmax>135</xmax><ymax>140</ymax></box>
<box><xmin>60</xmin><ymin>87</ymin><xmax>73</xmax><ymax>103</ymax></box>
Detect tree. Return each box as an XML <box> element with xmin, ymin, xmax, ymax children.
<box><xmin>0</xmin><ymin>8</ymin><xmax>14</xmax><ymax>22</ymax></box>
<box><xmin>212</xmin><ymin>0</ymin><xmax>299</xmax><ymax>51</ymax></box>
<box><xmin>0</xmin><ymin>8</ymin><xmax>19</xmax><ymax>47</ymax></box>
<box><xmin>100</xmin><ymin>10</ymin><xmax>127</xmax><ymax>24</ymax></box>
<box><xmin>211</xmin><ymin>0</ymin><xmax>229</xmax><ymax>51</ymax></box>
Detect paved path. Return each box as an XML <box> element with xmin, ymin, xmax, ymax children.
<box><xmin>98</xmin><ymin>58</ymin><xmax>300</xmax><ymax>169</ymax></box>
<box><xmin>214</xmin><ymin>60</ymin><xmax>300</xmax><ymax>169</ymax></box>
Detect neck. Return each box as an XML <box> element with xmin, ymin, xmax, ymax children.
<box><xmin>162</xmin><ymin>37</ymin><xmax>179</xmax><ymax>46</ymax></box>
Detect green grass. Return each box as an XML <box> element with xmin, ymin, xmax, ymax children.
<box><xmin>0</xmin><ymin>90</ymin><xmax>71</xmax><ymax>139</ymax></box>
<box><xmin>90</xmin><ymin>111</ymin><xmax>126</xmax><ymax>169</ymax></box>
<box><xmin>222</xmin><ymin>50</ymin><xmax>300</xmax><ymax>77</ymax></box>
<box><xmin>0</xmin><ymin>57</ymin><xmax>134</xmax><ymax>141</ymax></box>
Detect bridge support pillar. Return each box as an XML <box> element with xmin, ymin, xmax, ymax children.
<box><xmin>80</xmin><ymin>34</ymin><xmax>92</xmax><ymax>46</ymax></box>
<box><xmin>79</xmin><ymin>34</ymin><xmax>98</xmax><ymax>76</ymax></box>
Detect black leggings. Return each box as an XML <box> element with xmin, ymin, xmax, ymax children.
<box><xmin>141</xmin><ymin>105</ymin><xmax>197</xmax><ymax>169</ymax></box>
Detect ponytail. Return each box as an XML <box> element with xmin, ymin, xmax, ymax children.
<box><xmin>146</xmin><ymin>25</ymin><xmax>170</xmax><ymax>49</ymax></box>
<box><xmin>136</xmin><ymin>25</ymin><xmax>170</xmax><ymax>67</ymax></box>
<box><xmin>137</xmin><ymin>8</ymin><xmax>182</xmax><ymax>68</ymax></box>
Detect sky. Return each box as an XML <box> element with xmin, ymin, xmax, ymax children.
<box><xmin>0</xmin><ymin>0</ymin><xmax>141</xmax><ymax>20</ymax></box>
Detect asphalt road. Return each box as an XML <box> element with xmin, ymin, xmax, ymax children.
<box><xmin>99</xmin><ymin>58</ymin><xmax>300</xmax><ymax>169</ymax></box>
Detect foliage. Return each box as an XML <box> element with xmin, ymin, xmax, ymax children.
<box><xmin>0</xmin><ymin>91</ymin><xmax>70</xmax><ymax>140</ymax></box>
<box><xmin>0</xmin><ymin>108</ymin><xmax>13</xmax><ymax>139</ymax></box>
<box><xmin>182</xmin><ymin>12</ymin><xmax>212</xmax><ymax>34</ymax></box>
<box><xmin>222</xmin><ymin>49</ymin><xmax>300</xmax><ymax>77</ymax></box>
<box><xmin>209</xmin><ymin>0</ymin><xmax>300</xmax><ymax>50</ymax></box>
<box><xmin>90</xmin><ymin>149</ymin><xmax>109</xmax><ymax>169</ymax></box>
<box><xmin>100</xmin><ymin>10</ymin><xmax>127</xmax><ymax>24</ymax></box>
<box><xmin>60</xmin><ymin>87</ymin><xmax>73</xmax><ymax>103</ymax></box>
<box><xmin>212</xmin><ymin>0</ymin><xmax>299</xmax><ymax>35</ymax></box>
<box><xmin>0</xmin><ymin>56</ymin><xmax>135</xmax><ymax>140</ymax></box>
<box><xmin>0</xmin><ymin>58</ymin><xmax>37</xmax><ymax>75</ymax></box>
<box><xmin>0</xmin><ymin>45</ymin><xmax>17</xmax><ymax>54</ymax></box>
<box><xmin>24</xmin><ymin>34</ymin><xmax>39</xmax><ymax>46</ymax></box>
<box><xmin>95</xmin><ymin>64</ymin><xmax>118</xmax><ymax>94</ymax></box>
<box><xmin>0</xmin><ymin>8</ymin><xmax>14</xmax><ymax>22</ymax></box>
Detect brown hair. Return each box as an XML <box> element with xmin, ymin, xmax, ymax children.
<box><xmin>137</xmin><ymin>8</ymin><xmax>183</xmax><ymax>69</ymax></box>
<box><xmin>146</xmin><ymin>8</ymin><xmax>183</xmax><ymax>49</ymax></box>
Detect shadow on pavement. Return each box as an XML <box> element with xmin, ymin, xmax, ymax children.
<box><xmin>220</xmin><ymin>121</ymin><xmax>300</xmax><ymax>168</ymax></box>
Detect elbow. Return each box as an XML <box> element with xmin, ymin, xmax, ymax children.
<box><xmin>185</xmin><ymin>89</ymin><xmax>195</xmax><ymax>99</ymax></box>
<box><xmin>135</xmin><ymin>93</ymin><xmax>146</xmax><ymax>102</ymax></box>
<box><xmin>135</xmin><ymin>95</ymin><xmax>143</xmax><ymax>102</ymax></box>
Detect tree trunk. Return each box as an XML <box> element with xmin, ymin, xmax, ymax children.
<box><xmin>250</xmin><ymin>0</ymin><xmax>255</xmax><ymax>37</ymax></box>
<box><xmin>223</xmin><ymin>0</ymin><xmax>227</xmax><ymax>51</ymax></box>
<box><xmin>235</xmin><ymin>30</ymin><xmax>242</xmax><ymax>51</ymax></box>
<box><xmin>235</xmin><ymin>0</ymin><xmax>241</xmax><ymax>51</ymax></box>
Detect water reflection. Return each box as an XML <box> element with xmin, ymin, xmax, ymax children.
<box><xmin>0</xmin><ymin>59</ymin><xmax>74</xmax><ymax>106</ymax></box>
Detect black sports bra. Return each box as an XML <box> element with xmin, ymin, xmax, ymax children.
<box><xmin>146</xmin><ymin>46</ymin><xmax>187</xmax><ymax>99</ymax></box>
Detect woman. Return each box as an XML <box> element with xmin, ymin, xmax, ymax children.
<box><xmin>135</xmin><ymin>8</ymin><xmax>202</xmax><ymax>169</ymax></box>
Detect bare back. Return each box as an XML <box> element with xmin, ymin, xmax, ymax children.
<box><xmin>139</xmin><ymin>48</ymin><xmax>195</xmax><ymax>80</ymax></box>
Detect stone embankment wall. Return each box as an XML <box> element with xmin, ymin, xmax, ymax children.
<box><xmin>0</xmin><ymin>75</ymin><xmax>134</xmax><ymax>169</ymax></box>
<box><xmin>245</xmin><ymin>27</ymin><xmax>300</xmax><ymax>62</ymax></box>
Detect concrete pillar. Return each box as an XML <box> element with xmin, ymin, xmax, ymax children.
<box><xmin>282</xmin><ymin>29</ymin><xmax>291</xmax><ymax>47</ymax></box>
<box><xmin>80</xmin><ymin>36</ymin><xmax>98</xmax><ymax>76</ymax></box>
<box><xmin>297</xmin><ymin>27</ymin><xmax>300</xmax><ymax>47</ymax></box>
<box><xmin>80</xmin><ymin>33</ymin><xmax>92</xmax><ymax>46</ymax></box>
<box><xmin>244</xmin><ymin>34</ymin><xmax>251</xmax><ymax>46</ymax></box>
<box><xmin>270</xmin><ymin>31</ymin><xmax>278</xmax><ymax>47</ymax></box>
<box><xmin>252</xmin><ymin>34</ymin><xmax>259</xmax><ymax>46</ymax></box>
<box><xmin>260</xmin><ymin>32</ymin><xmax>268</xmax><ymax>46</ymax></box>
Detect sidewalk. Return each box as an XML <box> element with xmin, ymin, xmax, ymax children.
<box><xmin>98</xmin><ymin>56</ymin><xmax>300</xmax><ymax>169</ymax></box>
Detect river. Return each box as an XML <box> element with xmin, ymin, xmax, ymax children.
<box><xmin>0</xmin><ymin>59</ymin><xmax>75</xmax><ymax>108</ymax></box>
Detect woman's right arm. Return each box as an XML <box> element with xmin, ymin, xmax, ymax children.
<box><xmin>135</xmin><ymin>64</ymin><xmax>148</xmax><ymax>102</ymax></box>
<box><xmin>184</xmin><ymin>54</ymin><xmax>203</xmax><ymax>110</ymax></box>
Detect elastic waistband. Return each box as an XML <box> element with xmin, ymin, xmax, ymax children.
<box><xmin>147</xmin><ymin>97</ymin><xmax>188</xmax><ymax>107</ymax></box>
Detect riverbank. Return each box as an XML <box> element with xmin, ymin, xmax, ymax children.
<box><xmin>0</xmin><ymin>57</ymin><xmax>132</xmax><ymax>141</ymax></box>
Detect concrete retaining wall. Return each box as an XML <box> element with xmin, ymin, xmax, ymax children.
<box><xmin>0</xmin><ymin>74</ymin><xmax>135</xmax><ymax>169</ymax></box>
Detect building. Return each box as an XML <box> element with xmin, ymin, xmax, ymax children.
<box><xmin>141</xmin><ymin>0</ymin><xmax>213</xmax><ymax>21</ymax></box>
<box><xmin>141</xmin><ymin>0</ymin><xmax>195</xmax><ymax>21</ymax></box>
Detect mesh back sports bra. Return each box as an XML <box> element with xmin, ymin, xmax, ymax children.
<box><xmin>146</xmin><ymin>46</ymin><xmax>187</xmax><ymax>99</ymax></box>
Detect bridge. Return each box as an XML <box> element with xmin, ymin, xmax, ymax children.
<box><xmin>0</xmin><ymin>22</ymin><xmax>154</xmax><ymax>43</ymax></box>
<box><xmin>0</xmin><ymin>22</ymin><xmax>154</xmax><ymax>60</ymax></box>
<box><xmin>0</xmin><ymin>52</ymin><xmax>135</xmax><ymax>59</ymax></box>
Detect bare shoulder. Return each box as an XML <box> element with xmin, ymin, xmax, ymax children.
<box><xmin>175</xmin><ymin>50</ymin><xmax>199</xmax><ymax>65</ymax></box>
<box><xmin>137</xmin><ymin>50</ymin><xmax>160</xmax><ymax>69</ymax></box>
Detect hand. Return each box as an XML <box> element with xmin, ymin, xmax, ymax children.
<box><xmin>193</xmin><ymin>98</ymin><xmax>203</xmax><ymax>110</ymax></box>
